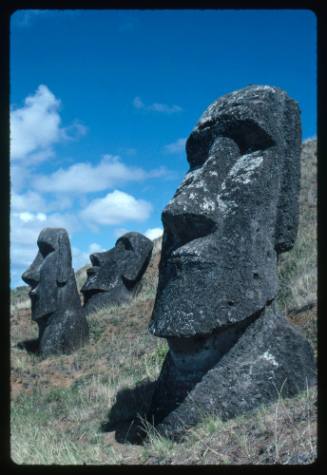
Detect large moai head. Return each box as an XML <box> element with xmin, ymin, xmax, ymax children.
<box><xmin>22</xmin><ymin>228</ymin><xmax>73</xmax><ymax>321</ymax></box>
<box><xmin>81</xmin><ymin>232</ymin><xmax>153</xmax><ymax>314</ymax></box>
<box><xmin>149</xmin><ymin>85</ymin><xmax>301</xmax><ymax>338</ymax></box>
<box><xmin>22</xmin><ymin>228</ymin><xmax>89</xmax><ymax>356</ymax></box>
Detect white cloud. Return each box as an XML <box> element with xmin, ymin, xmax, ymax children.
<box><xmin>47</xmin><ymin>195</ymin><xmax>74</xmax><ymax>212</ymax></box>
<box><xmin>11</xmin><ymin>211</ymin><xmax>80</xmax><ymax>245</ymax></box>
<box><xmin>11</xmin><ymin>164</ymin><xmax>30</xmax><ymax>191</ymax></box>
<box><xmin>61</xmin><ymin>120</ymin><xmax>88</xmax><ymax>141</ymax></box>
<box><xmin>13</xmin><ymin>211</ymin><xmax>47</xmax><ymax>223</ymax></box>
<box><xmin>11</xmin><ymin>190</ymin><xmax>47</xmax><ymax>213</ymax></box>
<box><xmin>10</xmin><ymin>85</ymin><xmax>61</xmax><ymax>161</ymax></box>
<box><xmin>33</xmin><ymin>155</ymin><xmax>167</xmax><ymax>194</ymax></box>
<box><xmin>132</xmin><ymin>96</ymin><xmax>182</xmax><ymax>114</ymax></box>
<box><xmin>11</xmin><ymin>189</ymin><xmax>74</xmax><ymax>216</ymax></box>
<box><xmin>18</xmin><ymin>212</ymin><xmax>34</xmax><ymax>223</ymax></box>
<box><xmin>80</xmin><ymin>190</ymin><xmax>152</xmax><ymax>226</ymax></box>
<box><xmin>133</xmin><ymin>96</ymin><xmax>144</xmax><ymax>109</ymax></box>
<box><xmin>149</xmin><ymin>103</ymin><xmax>182</xmax><ymax>113</ymax></box>
<box><xmin>164</xmin><ymin>137</ymin><xmax>187</xmax><ymax>154</ymax></box>
<box><xmin>45</xmin><ymin>213</ymin><xmax>81</xmax><ymax>232</ymax></box>
<box><xmin>10</xmin><ymin>84</ymin><xmax>87</xmax><ymax>164</ymax></box>
<box><xmin>144</xmin><ymin>227</ymin><xmax>163</xmax><ymax>240</ymax></box>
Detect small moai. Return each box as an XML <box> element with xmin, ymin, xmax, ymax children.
<box><xmin>81</xmin><ymin>232</ymin><xmax>153</xmax><ymax>316</ymax></box>
<box><xmin>147</xmin><ymin>85</ymin><xmax>316</xmax><ymax>440</ymax></box>
<box><xmin>22</xmin><ymin>228</ymin><xmax>89</xmax><ymax>357</ymax></box>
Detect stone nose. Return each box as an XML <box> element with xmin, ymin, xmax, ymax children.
<box><xmin>21</xmin><ymin>268</ymin><xmax>40</xmax><ymax>288</ymax></box>
<box><xmin>90</xmin><ymin>252</ymin><xmax>105</xmax><ymax>267</ymax></box>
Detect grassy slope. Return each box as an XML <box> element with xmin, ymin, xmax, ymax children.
<box><xmin>10</xmin><ymin>140</ymin><xmax>317</xmax><ymax>465</ymax></box>
<box><xmin>276</xmin><ymin>139</ymin><xmax>317</xmax><ymax>315</ymax></box>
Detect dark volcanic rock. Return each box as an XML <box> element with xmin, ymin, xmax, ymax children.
<box><xmin>149</xmin><ymin>304</ymin><xmax>316</xmax><ymax>439</ymax></box>
<box><xmin>81</xmin><ymin>232</ymin><xmax>153</xmax><ymax>315</ymax></box>
<box><xmin>146</xmin><ymin>85</ymin><xmax>316</xmax><ymax>439</ymax></box>
<box><xmin>22</xmin><ymin>228</ymin><xmax>89</xmax><ymax>357</ymax></box>
<box><xmin>149</xmin><ymin>85</ymin><xmax>301</xmax><ymax>338</ymax></box>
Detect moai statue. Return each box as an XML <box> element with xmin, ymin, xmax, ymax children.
<box><xmin>22</xmin><ymin>228</ymin><xmax>89</xmax><ymax>357</ymax></box>
<box><xmin>81</xmin><ymin>232</ymin><xmax>153</xmax><ymax>316</ymax></box>
<box><xmin>147</xmin><ymin>85</ymin><xmax>316</xmax><ymax>439</ymax></box>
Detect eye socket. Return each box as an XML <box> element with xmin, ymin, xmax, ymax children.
<box><xmin>186</xmin><ymin>127</ymin><xmax>214</xmax><ymax>169</ymax></box>
<box><xmin>90</xmin><ymin>253</ymin><xmax>101</xmax><ymax>266</ymax></box>
<box><xmin>187</xmin><ymin>117</ymin><xmax>275</xmax><ymax>169</ymax></box>
<box><xmin>37</xmin><ymin>240</ymin><xmax>54</xmax><ymax>257</ymax></box>
<box><xmin>214</xmin><ymin>117</ymin><xmax>275</xmax><ymax>155</ymax></box>
<box><xmin>117</xmin><ymin>237</ymin><xmax>133</xmax><ymax>251</ymax></box>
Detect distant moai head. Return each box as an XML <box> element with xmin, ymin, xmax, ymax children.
<box><xmin>81</xmin><ymin>232</ymin><xmax>153</xmax><ymax>312</ymax></box>
<box><xmin>22</xmin><ymin>228</ymin><xmax>73</xmax><ymax>321</ymax></box>
<box><xmin>22</xmin><ymin>227</ymin><xmax>89</xmax><ymax>356</ymax></box>
<box><xmin>149</xmin><ymin>85</ymin><xmax>301</xmax><ymax>338</ymax></box>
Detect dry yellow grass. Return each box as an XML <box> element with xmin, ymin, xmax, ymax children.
<box><xmin>10</xmin><ymin>141</ymin><xmax>317</xmax><ymax>465</ymax></box>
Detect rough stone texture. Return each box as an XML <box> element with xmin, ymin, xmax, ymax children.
<box><xmin>81</xmin><ymin>232</ymin><xmax>153</xmax><ymax>315</ymax></box>
<box><xmin>22</xmin><ymin>228</ymin><xmax>89</xmax><ymax>357</ymax></box>
<box><xmin>147</xmin><ymin>85</ymin><xmax>316</xmax><ymax>439</ymax></box>
<box><xmin>149</xmin><ymin>85</ymin><xmax>301</xmax><ymax>338</ymax></box>
<box><xmin>149</xmin><ymin>304</ymin><xmax>316</xmax><ymax>440</ymax></box>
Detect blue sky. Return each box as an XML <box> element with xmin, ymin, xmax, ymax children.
<box><xmin>10</xmin><ymin>9</ymin><xmax>316</xmax><ymax>288</ymax></box>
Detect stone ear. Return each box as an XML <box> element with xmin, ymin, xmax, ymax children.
<box><xmin>56</xmin><ymin>232</ymin><xmax>72</xmax><ymax>285</ymax></box>
<box><xmin>117</xmin><ymin>233</ymin><xmax>153</xmax><ymax>285</ymax></box>
<box><xmin>274</xmin><ymin>99</ymin><xmax>301</xmax><ymax>254</ymax></box>
<box><xmin>122</xmin><ymin>242</ymin><xmax>153</xmax><ymax>285</ymax></box>
<box><xmin>122</xmin><ymin>253</ymin><xmax>150</xmax><ymax>284</ymax></box>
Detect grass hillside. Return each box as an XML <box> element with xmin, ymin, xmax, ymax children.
<box><xmin>10</xmin><ymin>140</ymin><xmax>317</xmax><ymax>465</ymax></box>
<box><xmin>276</xmin><ymin>139</ymin><xmax>317</xmax><ymax>316</ymax></box>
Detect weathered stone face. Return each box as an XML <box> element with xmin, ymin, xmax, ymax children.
<box><xmin>144</xmin><ymin>86</ymin><xmax>315</xmax><ymax>440</ymax></box>
<box><xmin>149</xmin><ymin>85</ymin><xmax>301</xmax><ymax>338</ymax></box>
<box><xmin>22</xmin><ymin>228</ymin><xmax>71</xmax><ymax>321</ymax></box>
<box><xmin>81</xmin><ymin>232</ymin><xmax>153</xmax><ymax>314</ymax></box>
<box><xmin>22</xmin><ymin>228</ymin><xmax>89</xmax><ymax>356</ymax></box>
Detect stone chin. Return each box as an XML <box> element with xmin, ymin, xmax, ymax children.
<box><xmin>81</xmin><ymin>282</ymin><xmax>115</xmax><ymax>303</ymax></box>
<box><xmin>30</xmin><ymin>300</ymin><xmax>56</xmax><ymax>323</ymax></box>
<box><xmin>29</xmin><ymin>283</ymin><xmax>58</xmax><ymax>322</ymax></box>
<box><xmin>81</xmin><ymin>267</ymin><xmax>120</xmax><ymax>304</ymax></box>
<box><xmin>82</xmin><ymin>284</ymin><xmax>131</xmax><ymax>310</ymax></box>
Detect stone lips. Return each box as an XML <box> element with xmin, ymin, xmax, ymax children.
<box><xmin>22</xmin><ymin>227</ymin><xmax>89</xmax><ymax>357</ymax></box>
<box><xmin>81</xmin><ymin>232</ymin><xmax>153</xmax><ymax>315</ymax></box>
<box><xmin>149</xmin><ymin>85</ymin><xmax>301</xmax><ymax>338</ymax></box>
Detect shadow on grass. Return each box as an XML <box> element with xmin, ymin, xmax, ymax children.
<box><xmin>100</xmin><ymin>379</ymin><xmax>157</xmax><ymax>445</ymax></box>
<box><xmin>17</xmin><ymin>338</ymin><xmax>39</xmax><ymax>354</ymax></box>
